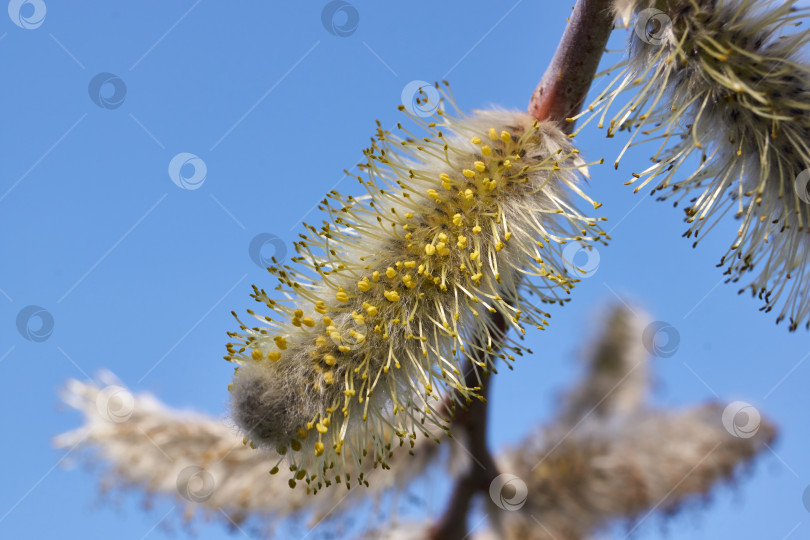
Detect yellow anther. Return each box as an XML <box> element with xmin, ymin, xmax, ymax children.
<box><xmin>474</xmin><ymin>161</ymin><xmax>486</xmax><ymax>172</ymax></box>
<box><xmin>504</xmin><ymin>231</ymin><xmax>512</xmax><ymax>241</ymax></box>
<box><xmin>385</xmin><ymin>290</ymin><xmax>400</xmax><ymax>302</ymax></box>
<box><xmin>274</xmin><ymin>336</ymin><xmax>288</xmax><ymax>350</ymax></box>
<box><xmin>488</xmin><ymin>127</ymin><xmax>498</xmax><ymax>140</ymax></box>
<box><xmin>404</xmin><ymin>260</ymin><xmax>416</xmax><ymax>268</ymax></box>
<box><xmin>472</xmin><ymin>225</ymin><xmax>482</xmax><ymax>234</ymax></box>
<box><xmin>500</xmin><ymin>130</ymin><xmax>511</xmax><ymax>143</ymax></box>
<box><xmin>470</xmin><ymin>250</ymin><xmax>480</xmax><ymax>260</ymax></box>
<box><xmin>495</xmin><ymin>241</ymin><xmax>504</xmax><ymax>251</ymax></box>
<box><xmin>372</xmin><ymin>270</ymin><xmax>380</xmax><ymax>282</ymax></box>
<box><xmin>336</xmin><ymin>287</ymin><xmax>349</xmax><ymax>302</ymax></box>
<box><xmin>365</xmin><ymin>304</ymin><xmax>378</xmax><ymax>316</ymax></box>
<box><xmin>294</xmin><ymin>309</ymin><xmax>303</xmax><ymax>318</ymax></box>
<box><xmin>404</xmin><ymin>212</ymin><xmax>413</xmax><ymax>219</ymax></box>
<box><xmin>503</xmin><ymin>160</ymin><xmax>511</xmax><ymax>169</ymax></box>
<box><xmin>481</xmin><ymin>145</ymin><xmax>491</xmax><ymax>156</ymax></box>
<box><xmin>338</xmin><ymin>345</ymin><xmax>351</xmax><ymax>353</ymax></box>
<box><xmin>464</xmin><ymin>189</ymin><xmax>474</xmax><ymax>200</ymax></box>
<box><xmin>314</xmin><ymin>441</ymin><xmax>325</xmax><ymax>456</ymax></box>
<box><xmin>314</xmin><ymin>300</ymin><xmax>327</xmax><ymax>314</ymax></box>
<box><xmin>323</xmin><ymin>316</ymin><xmax>333</xmax><ymax>325</ymax></box>
<box><xmin>386</xmin><ymin>267</ymin><xmax>397</xmax><ymax>278</ymax></box>
<box><xmin>471</xmin><ymin>136</ymin><xmax>481</xmax><ymax>144</ymax></box>
<box><xmin>268</xmin><ymin>351</ymin><xmax>281</xmax><ymax>362</ymax></box>
<box><xmin>425</xmin><ymin>244</ymin><xmax>436</xmax><ymax>255</ymax></box>
<box><xmin>452</xmin><ymin>213</ymin><xmax>463</xmax><ymax>226</ymax></box>
<box><xmin>357</xmin><ymin>278</ymin><xmax>371</xmax><ymax>292</ymax></box>
<box><xmin>324</xmin><ymin>354</ymin><xmax>336</xmax><ymax>366</ymax></box>
<box><xmin>315</xmin><ymin>335</ymin><xmax>327</xmax><ymax>347</ymax></box>
<box><xmin>427</xmin><ymin>189</ymin><xmax>439</xmax><ymax>199</ymax></box>
<box><xmin>457</xmin><ymin>235</ymin><xmax>467</xmax><ymax>249</ymax></box>
<box><xmin>302</xmin><ymin>316</ymin><xmax>315</xmax><ymax>327</ymax></box>
<box><xmin>251</xmin><ymin>349</ymin><xmax>263</xmax><ymax>361</ymax></box>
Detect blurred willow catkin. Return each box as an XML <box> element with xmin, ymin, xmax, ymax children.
<box><xmin>490</xmin><ymin>405</ymin><xmax>775</xmax><ymax>540</ymax></box>
<box><xmin>226</xmin><ymin>83</ymin><xmax>608</xmax><ymax>490</ymax></box>
<box><xmin>576</xmin><ymin>0</ymin><xmax>810</xmax><ymax>330</ymax></box>
<box><xmin>483</xmin><ymin>304</ymin><xmax>776</xmax><ymax>540</ymax></box>
<box><xmin>54</xmin><ymin>375</ymin><xmax>454</xmax><ymax>531</ymax></box>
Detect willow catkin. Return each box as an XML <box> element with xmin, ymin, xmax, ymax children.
<box><xmin>226</xmin><ymin>83</ymin><xmax>608</xmax><ymax>490</ymax></box>
<box><xmin>578</xmin><ymin>0</ymin><xmax>810</xmax><ymax>330</ymax></box>
<box><xmin>489</xmin><ymin>404</ymin><xmax>775</xmax><ymax>540</ymax></box>
<box><xmin>54</xmin><ymin>375</ymin><xmax>451</xmax><ymax>531</ymax></box>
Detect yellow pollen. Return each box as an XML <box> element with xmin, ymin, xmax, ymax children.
<box><xmin>324</xmin><ymin>354</ymin><xmax>336</xmax><ymax>366</ymax></box>
<box><xmin>474</xmin><ymin>161</ymin><xmax>486</xmax><ymax>172</ymax></box>
<box><xmin>302</xmin><ymin>316</ymin><xmax>315</xmax><ymax>327</ymax></box>
<box><xmin>471</xmin><ymin>136</ymin><xmax>481</xmax><ymax>144</ymax></box>
<box><xmin>274</xmin><ymin>336</ymin><xmax>288</xmax><ymax>350</ymax></box>
<box><xmin>481</xmin><ymin>145</ymin><xmax>491</xmax><ymax>156</ymax></box>
<box><xmin>425</xmin><ymin>244</ymin><xmax>436</xmax><ymax>255</ymax></box>
<box><xmin>268</xmin><ymin>351</ymin><xmax>281</xmax><ymax>362</ymax></box>
<box><xmin>357</xmin><ymin>278</ymin><xmax>371</xmax><ymax>291</ymax></box>
<box><xmin>462</xmin><ymin>169</ymin><xmax>475</xmax><ymax>178</ymax></box>
<box><xmin>386</xmin><ymin>267</ymin><xmax>397</xmax><ymax>278</ymax></box>
<box><xmin>384</xmin><ymin>290</ymin><xmax>400</xmax><ymax>302</ymax></box>
<box><xmin>472</xmin><ymin>225</ymin><xmax>482</xmax><ymax>234</ymax></box>
<box><xmin>336</xmin><ymin>287</ymin><xmax>349</xmax><ymax>302</ymax></box>
<box><xmin>427</xmin><ymin>189</ymin><xmax>439</xmax><ymax>199</ymax></box>
<box><xmin>452</xmin><ymin>213</ymin><xmax>463</xmax><ymax>226</ymax></box>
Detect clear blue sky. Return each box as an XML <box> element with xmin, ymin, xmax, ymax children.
<box><xmin>1</xmin><ymin>1</ymin><xmax>808</xmax><ymax>539</ymax></box>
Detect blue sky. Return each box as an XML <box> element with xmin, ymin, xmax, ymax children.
<box><xmin>1</xmin><ymin>1</ymin><xmax>808</xmax><ymax>538</ymax></box>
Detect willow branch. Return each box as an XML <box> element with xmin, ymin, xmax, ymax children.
<box><xmin>428</xmin><ymin>312</ymin><xmax>506</xmax><ymax>540</ymax></box>
<box><xmin>528</xmin><ymin>0</ymin><xmax>615</xmax><ymax>133</ymax></box>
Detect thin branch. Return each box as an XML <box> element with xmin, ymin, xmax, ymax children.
<box><xmin>528</xmin><ymin>0</ymin><xmax>615</xmax><ymax>133</ymax></box>
<box><xmin>428</xmin><ymin>312</ymin><xmax>506</xmax><ymax>540</ymax></box>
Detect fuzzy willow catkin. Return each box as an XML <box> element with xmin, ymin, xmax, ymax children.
<box><xmin>580</xmin><ymin>0</ymin><xmax>810</xmax><ymax>330</ymax></box>
<box><xmin>225</xmin><ymin>84</ymin><xmax>607</xmax><ymax>491</ymax></box>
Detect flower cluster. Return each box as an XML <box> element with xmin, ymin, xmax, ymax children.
<box><xmin>226</xmin><ymin>83</ymin><xmax>607</xmax><ymax>490</ymax></box>
<box><xmin>580</xmin><ymin>0</ymin><xmax>810</xmax><ymax>330</ymax></box>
